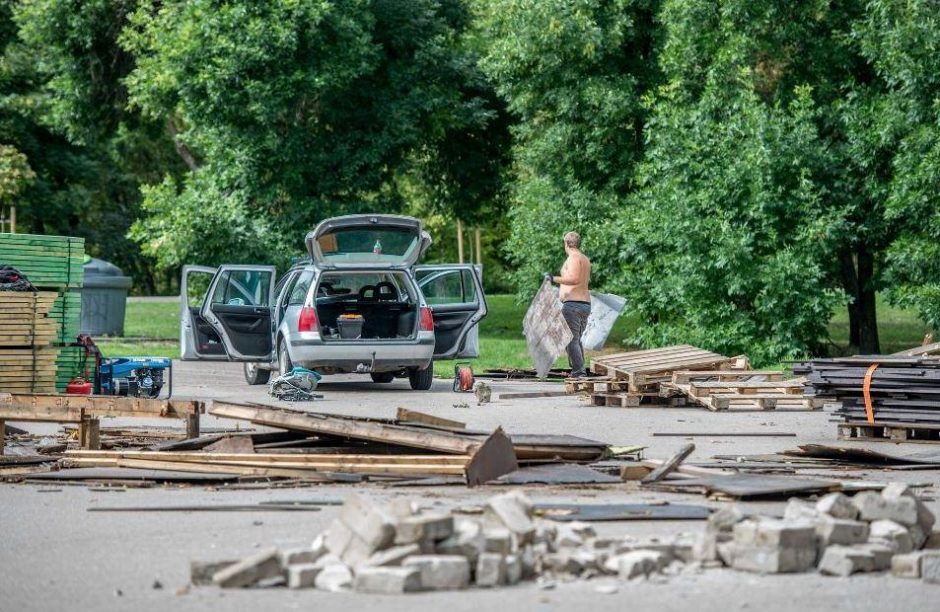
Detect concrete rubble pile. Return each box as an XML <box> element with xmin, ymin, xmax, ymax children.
<box><xmin>192</xmin><ymin>486</ymin><xmax>940</xmax><ymax>594</ymax></box>
<box><xmin>697</xmin><ymin>483</ymin><xmax>940</xmax><ymax>582</ymax></box>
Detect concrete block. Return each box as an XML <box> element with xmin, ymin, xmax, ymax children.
<box><xmin>325</xmin><ymin>518</ymin><xmax>378</xmax><ymax>566</ymax></box>
<box><xmin>505</xmin><ymin>554</ymin><xmax>522</xmax><ymax>585</ymax></box>
<box><xmin>212</xmin><ymin>548</ymin><xmax>282</xmax><ymax>588</ymax></box>
<box><xmin>354</xmin><ymin>567</ymin><xmax>422</xmax><ymax>594</ymax></box>
<box><xmin>869</xmin><ymin>519</ymin><xmax>914</xmax><ymax>554</ymax></box>
<box><xmin>546</xmin><ymin>551</ymin><xmax>588</xmax><ymax>575</ymax></box>
<box><xmin>707</xmin><ymin>505</ymin><xmax>744</xmax><ymax>533</ymax></box>
<box><xmin>396</xmin><ymin>513</ymin><xmax>454</xmax><ymax>545</ymax></box>
<box><xmin>311</xmin><ymin>534</ymin><xmax>328</xmax><ymax>558</ymax></box>
<box><xmin>287</xmin><ymin>563</ymin><xmax>321</xmax><ymax>589</ymax></box>
<box><xmin>922</xmin><ymin>553</ymin><xmax>940</xmax><ymax>584</ymax></box>
<box><xmin>484</xmin><ymin>491</ymin><xmax>535</xmax><ymax>544</ymax></box>
<box><xmin>279</xmin><ymin>547</ymin><xmax>321</xmax><ymax>566</ymax></box>
<box><xmin>816</xmin><ymin>516</ymin><xmax>869</xmax><ymax>546</ymax></box>
<box><xmin>389</xmin><ymin>498</ymin><xmax>417</xmax><ymax>519</ymax></box>
<box><xmin>437</xmin><ymin>520</ymin><xmax>485</xmax><ymax>565</ymax></box>
<box><xmin>475</xmin><ymin>553</ymin><xmax>506</xmax><ymax>587</ymax></box>
<box><xmin>852</xmin><ymin>491</ymin><xmax>918</xmax><ymax>526</ymax></box>
<box><xmin>615</xmin><ymin>550</ymin><xmax>664</xmax><ymax>580</ymax></box>
<box><xmin>314</xmin><ymin>564</ymin><xmax>353</xmax><ymax>592</ymax></box>
<box><xmin>716</xmin><ymin>541</ymin><xmax>735</xmax><ymax>567</ymax></box>
<box><xmin>891</xmin><ymin>551</ymin><xmax>928</xmax><ymax>578</ymax></box>
<box><xmin>816</xmin><ymin>493</ymin><xmax>858</xmax><ymax>520</ymax></box>
<box><xmin>784</xmin><ymin>498</ymin><xmax>819</xmax><ymax>522</ymax></box>
<box><xmin>519</xmin><ymin>545</ymin><xmax>537</xmax><ymax>579</ymax></box>
<box><xmin>818</xmin><ymin>546</ymin><xmax>875</xmax><ymax>577</ymax></box>
<box><xmin>733</xmin><ymin>519</ymin><xmax>817</xmax><ymax>549</ymax></box>
<box><xmin>338</xmin><ymin>494</ymin><xmax>397</xmax><ymax>549</ymax></box>
<box><xmin>859</xmin><ymin>542</ymin><xmax>893</xmax><ymax>570</ymax></box>
<box><xmin>484</xmin><ymin>528</ymin><xmax>513</xmax><ymax>555</ymax></box>
<box><xmin>534</xmin><ymin>521</ymin><xmax>557</xmax><ymax>545</ymax></box>
<box><xmin>402</xmin><ymin>555</ymin><xmax>470</xmax><ymax>590</ymax></box>
<box><xmin>190</xmin><ymin>560</ymin><xmax>236</xmax><ymax>586</ymax></box>
<box><xmin>360</xmin><ymin>544</ymin><xmax>421</xmax><ymax>568</ymax></box>
<box><xmin>730</xmin><ymin>544</ymin><xmax>817</xmax><ymax>574</ymax></box>
<box><xmin>554</xmin><ymin>524</ymin><xmax>586</xmax><ymax>548</ymax></box>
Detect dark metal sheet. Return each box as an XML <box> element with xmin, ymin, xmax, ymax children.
<box><xmin>494</xmin><ymin>463</ymin><xmax>620</xmax><ymax>485</ymax></box>
<box><xmin>655</xmin><ymin>474</ymin><xmax>846</xmax><ymax>499</ymax></box>
<box><xmin>535</xmin><ymin>503</ymin><xmax>711</xmax><ymax>521</ymax></box>
<box><xmin>466</xmin><ymin>428</ymin><xmax>519</xmax><ymax>487</ymax></box>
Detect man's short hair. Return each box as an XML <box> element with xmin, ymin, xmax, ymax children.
<box><xmin>564</xmin><ymin>231</ymin><xmax>581</xmax><ymax>249</ymax></box>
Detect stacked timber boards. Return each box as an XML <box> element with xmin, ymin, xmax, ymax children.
<box><xmin>0</xmin><ymin>233</ymin><xmax>85</xmax><ymax>392</ymax></box>
<box><xmin>795</xmin><ymin>356</ymin><xmax>940</xmax><ymax>442</ymax></box>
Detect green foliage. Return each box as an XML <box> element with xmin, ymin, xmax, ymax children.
<box><xmin>0</xmin><ymin>143</ymin><xmax>34</xmax><ymax>202</ymax></box>
<box><xmin>476</xmin><ymin>0</ymin><xmax>660</xmax><ymax>295</ymax></box>
<box><xmin>123</xmin><ymin>0</ymin><xmax>507</xmax><ymax>270</ymax></box>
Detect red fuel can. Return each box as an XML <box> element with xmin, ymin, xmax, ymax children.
<box><xmin>66</xmin><ymin>378</ymin><xmax>93</xmax><ymax>395</ymax></box>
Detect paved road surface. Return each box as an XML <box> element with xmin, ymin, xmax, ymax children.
<box><xmin>2</xmin><ymin>361</ymin><xmax>937</xmax><ymax>611</ymax></box>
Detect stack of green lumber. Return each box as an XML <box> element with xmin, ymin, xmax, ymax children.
<box><xmin>0</xmin><ymin>233</ymin><xmax>86</xmax><ymax>392</ymax></box>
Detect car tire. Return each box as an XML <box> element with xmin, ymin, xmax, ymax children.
<box><xmin>371</xmin><ymin>372</ymin><xmax>395</xmax><ymax>383</ymax></box>
<box><xmin>277</xmin><ymin>339</ymin><xmax>294</xmax><ymax>377</ymax></box>
<box><xmin>408</xmin><ymin>362</ymin><xmax>433</xmax><ymax>390</ymax></box>
<box><xmin>244</xmin><ymin>362</ymin><xmax>271</xmax><ymax>385</ymax></box>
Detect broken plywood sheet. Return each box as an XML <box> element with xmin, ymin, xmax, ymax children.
<box><xmin>522</xmin><ymin>279</ymin><xmax>572</xmax><ymax>378</ymax></box>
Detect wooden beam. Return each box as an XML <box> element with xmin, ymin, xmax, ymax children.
<box><xmin>497</xmin><ymin>391</ymin><xmax>569</xmax><ymax>400</ymax></box>
<box><xmin>79</xmin><ymin>418</ymin><xmax>100</xmax><ymax>450</ymax></box>
<box><xmin>6</xmin><ymin>393</ymin><xmax>203</xmax><ymax>419</ymax></box>
<box><xmin>0</xmin><ymin>419</ymin><xmax>4</xmax><ymax>456</ymax></box>
<box><xmin>64</xmin><ymin>457</ymin><xmax>465</xmax><ymax>476</ymax></box>
<box><xmin>210</xmin><ymin>402</ymin><xmax>481</xmax><ymax>455</ymax></box>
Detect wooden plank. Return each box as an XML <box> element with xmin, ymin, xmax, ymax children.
<box><xmin>65</xmin><ymin>457</ymin><xmax>464</xmax><ymax>476</ymax></box>
<box><xmin>497</xmin><ymin>391</ymin><xmax>569</xmax><ymax>400</ymax></box>
<box><xmin>396</xmin><ymin>408</ymin><xmax>466</xmax><ymax>430</ymax></box>
<box><xmin>65</xmin><ymin>450</ymin><xmax>472</xmax><ymax>465</ymax></box>
<box><xmin>210</xmin><ymin>402</ymin><xmax>481</xmax><ymax>455</ymax></box>
<box><xmin>0</xmin><ymin>403</ymin><xmax>84</xmax><ymax>422</ymax></box>
<box><xmin>641</xmin><ymin>443</ymin><xmax>695</xmax><ymax>484</ymax></box>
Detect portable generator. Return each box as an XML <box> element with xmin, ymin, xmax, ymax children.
<box><xmin>68</xmin><ymin>335</ymin><xmax>172</xmax><ymax>399</ymax></box>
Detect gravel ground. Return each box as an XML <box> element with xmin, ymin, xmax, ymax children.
<box><xmin>2</xmin><ymin>360</ymin><xmax>938</xmax><ymax>611</ymax></box>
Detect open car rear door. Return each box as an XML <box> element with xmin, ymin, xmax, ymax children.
<box><xmin>179</xmin><ymin>265</ymin><xmax>228</xmax><ymax>360</ymax></box>
<box><xmin>199</xmin><ymin>265</ymin><xmax>277</xmax><ymax>361</ymax></box>
<box><xmin>415</xmin><ymin>264</ymin><xmax>487</xmax><ymax>359</ymax></box>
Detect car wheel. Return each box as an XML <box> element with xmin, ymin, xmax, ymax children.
<box><xmin>244</xmin><ymin>362</ymin><xmax>271</xmax><ymax>385</ymax></box>
<box><xmin>371</xmin><ymin>372</ymin><xmax>395</xmax><ymax>383</ymax></box>
<box><xmin>278</xmin><ymin>339</ymin><xmax>294</xmax><ymax>377</ymax></box>
<box><xmin>408</xmin><ymin>362</ymin><xmax>433</xmax><ymax>390</ymax></box>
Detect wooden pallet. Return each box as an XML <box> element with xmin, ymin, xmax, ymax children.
<box><xmin>590</xmin><ymin>345</ymin><xmax>744</xmax><ymax>392</ymax></box>
<box><xmin>838</xmin><ymin>420</ymin><xmax>940</xmax><ymax>443</ymax></box>
<box><xmin>662</xmin><ymin>370</ymin><xmax>819</xmax><ymax>411</ymax></box>
<box><xmin>589</xmin><ymin>392</ymin><xmax>687</xmax><ymax>408</ymax></box>
<box><xmin>565</xmin><ymin>377</ymin><xmax>631</xmax><ymax>394</ymax></box>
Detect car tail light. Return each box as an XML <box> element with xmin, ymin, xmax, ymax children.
<box><xmin>298</xmin><ymin>307</ymin><xmax>319</xmax><ymax>332</ymax></box>
<box><xmin>420</xmin><ymin>306</ymin><xmax>434</xmax><ymax>332</ymax></box>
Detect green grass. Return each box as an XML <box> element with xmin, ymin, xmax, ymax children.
<box><xmin>99</xmin><ymin>293</ymin><xmax>935</xmax><ymax>377</ymax></box>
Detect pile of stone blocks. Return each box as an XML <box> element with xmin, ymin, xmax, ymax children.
<box><xmin>695</xmin><ymin>484</ymin><xmax>940</xmax><ymax>583</ymax></box>
<box><xmin>191</xmin><ymin>485</ymin><xmax>940</xmax><ymax>594</ymax></box>
<box><xmin>191</xmin><ymin>490</ymin><xmax>701</xmax><ymax>593</ymax></box>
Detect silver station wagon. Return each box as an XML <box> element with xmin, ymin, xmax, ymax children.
<box><xmin>179</xmin><ymin>214</ymin><xmax>488</xmax><ymax>390</ymax></box>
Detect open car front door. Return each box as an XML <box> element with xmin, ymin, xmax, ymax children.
<box><xmin>415</xmin><ymin>264</ymin><xmax>487</xmax><ymax>359</ymax></box>
<box><xmin>179</xmin><ymin>265</ymin><xmax>227</xmax><ymax>360</ymax></box>
<box><xmin>199</xmin><ymin>265</ymin><xmax>277</xmax><ymax>361</ymax></box>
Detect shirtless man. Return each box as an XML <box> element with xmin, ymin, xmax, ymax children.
<box><xmin>545</xmin><ymin>231</ymin><xmax>592</xmax><ymax>378</ymax></box>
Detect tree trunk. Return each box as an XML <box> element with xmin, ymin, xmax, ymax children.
<box><xmin>856</xmin><ymin>248</ymin><xmax>880</xmax><ymax>354</ymax></box>
<box><xmin>839</xmin><ymin>251</ymin><xmax>860</xmax><ymax>349</ymax></box>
